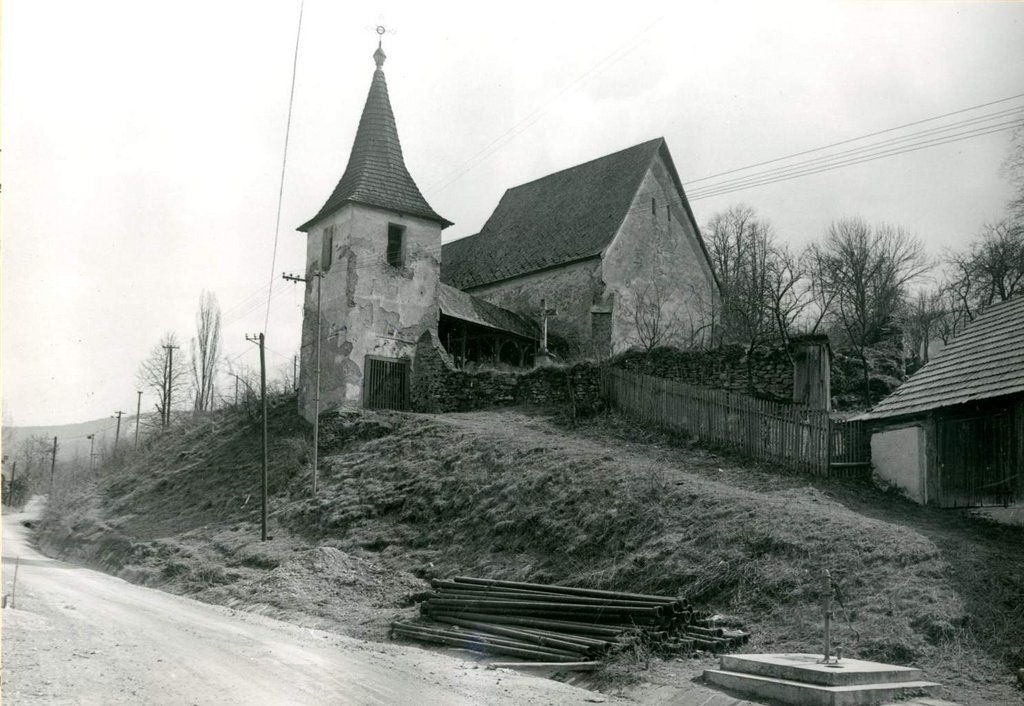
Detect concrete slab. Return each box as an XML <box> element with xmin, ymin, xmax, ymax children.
<box><xmin>704</xmin><ymin>669</ymin><xmax>940</xmax><ymax>706</ymax></box>
<box><xmin>719</xmin><ymin>653</ymin><xmax>924</xmax><ymax>687</ymax></box>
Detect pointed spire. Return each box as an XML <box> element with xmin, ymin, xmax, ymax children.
<box><xmin>299</xmin><ymin>39</ymin><xmax>451</xmax><ymax>231</ymax></box>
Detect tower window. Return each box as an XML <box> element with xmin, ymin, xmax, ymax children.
<box><xmin>321</xmin><ymin>225</ymin><xmax>335</xmax><ymax>271</ymax></box>
<box><xmin>651</xmin><ymin>197</ymin><xmax>656</xmax><ymax>215</ymax></box>
<box><xmin>387</xmin><ymin>224</ymin><xmax>405</xmax><ymax>267</ymax></box>
<box><xmin>667</xmin><ymin>205</ymin><xmax>671</xmax><ymax>222</ymax></box>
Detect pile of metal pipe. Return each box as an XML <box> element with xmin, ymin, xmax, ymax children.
<box><xmin>390</xmin><ymin>576</ymin><xmax>749</xmax><ymax>669</ymax></box>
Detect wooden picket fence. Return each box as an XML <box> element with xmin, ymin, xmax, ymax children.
<box><xmin>602</xmin><ymin>368</ymin><xmax>869</xmax><ymax>477</ymax></box>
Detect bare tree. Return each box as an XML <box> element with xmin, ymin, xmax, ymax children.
<box><xmin>705</xmin><ymin>205</ymin><xmax>809</xmax><ymax>354</ymax></box>
<box><xmin>810</xmin><ymin>218</ymin><xmax>930</xmax><ymax>402</ymax></box>
<box><xmin>137</xmin><ymin>332</ymin><xmax>189</xmax><ymax>427</ymax></box>
<box><xmin>706</xmin><ymin>205</ymin><xmax>773</xmax><ymax>349</ymax></box>
<box><xmin>1004</xmin><ymin>124</ymin><xmax>1024</xmax><ymax>223</ymax></box>
<box><xmin>620</xmin><ymin>282</ymin><xmax>680</xmax><ymax>351</ymax></box>
<box><xmin>944</xmin><ymin>219</ymin><xmax>1024</xmax><ymax>325</ymax></box>
<box><xmin>903</xmin><ymin>287</ymin><xmax>948</xmax><ymax>366</ymax></box>
<box><xmin>190</xmin><ymin>291</ymin><xmax>222</xmax><ymax>415</ymax></box>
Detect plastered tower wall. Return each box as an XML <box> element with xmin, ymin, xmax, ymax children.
<box><xmin>298</xmin><ymin>205</ymin><xmax>441</xmax><ymax>419</ymax></box>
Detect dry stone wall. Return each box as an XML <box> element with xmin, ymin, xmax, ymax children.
<box><xmin>411</xmin><ymin>332</ymin><xmax>603</xmax><ymax>414</ymax></box>
<box><xmin>612</xmin><ymin>345</ymin><xmax>795</xmax><ymax>402</ymax></box>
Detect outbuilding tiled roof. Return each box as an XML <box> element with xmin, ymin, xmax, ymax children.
<box><xmin>441</xmin><ymin>138</ymin><xmax>695</xmax><ymax>289</ymax></box>
<box><xmin>299</xmin><ymin>54</ymin><xmax>450</xmax><ymax>231</ymax></box>
<box><xmin>860</xmin><ymin>295</ymin><xmax>1024</xmax><ymax>420</ymax></box>
<box><xmin>438</xmin><ymin>283</ymin><xmax>538</xmax><ymax>341</ymax></box>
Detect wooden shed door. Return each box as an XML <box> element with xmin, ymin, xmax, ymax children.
<box><xmin>936</xmin><ymin>413</ymin><xmax>1015</xmax><ymax>507</ymax></box>
<box><xmin>363</xmin><ymin>356</ymin><xmax>410</xmax><ymax>411</ymax></box>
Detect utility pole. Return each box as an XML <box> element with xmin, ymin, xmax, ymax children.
<box><xmin>283</xmin><ymin>270</ymin><xmax>324</xmax><ymax>494</ymax></box>
<box><xmin>234</xmin><ymin>374</ymin><xmax>240</xmax><ymax>406</ymax></box>
<box><xmin>293</xmin><ymin>354</ymin><xmax>298</xmax><ymax>392</ymax></box>
<box><xmin>113</xmin><ymin>411</ymin><xmax>125</xmax><ymax>449</ymax></box>
<box><xmin>49</xmin><ymin>436</ymin><xmax>58</xmax><ymax>496</ymax></box>
<box><xmin>87</xmin><ymin>434</ymin><xmax>96</xmax><ymax>473</ymax></box>
<box><xmin>162</xmin><ymin>343</ymin><xmax>180</xmax><ymax>426</ymax></box>
<box><xmin>246</xmin><ymin>333</ymin><xmax>269</xmax><ymax>542</ymax></box>
<box><xmin>7</xmin><ymin>460</ymin><xmax>16</xmax><ymax>506</ymax></box>
<box><xmin>134</xmin><ymin>391</ymin><xmax>142</xmax><ymax>450</ymax></box>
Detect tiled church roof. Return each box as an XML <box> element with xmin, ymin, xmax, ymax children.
<box><xmin>299</xmin><ymin>48</ymin><xmax>450</xmax><ymax>231</ymax></box>
<box><xmin>438</xmin><ymin>283</ymin><xmax>539</xmax><ymax>340</ymax></box>
<box><xmin>441</xmin><ymin>138</ymin><xmax>701</xmax><ymax>290</ymax></box>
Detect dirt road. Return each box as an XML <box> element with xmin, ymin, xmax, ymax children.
<box><xmin>1</xmin><ymin>500</ymin><xmax>624</xmax><ymax>706</ymax></box>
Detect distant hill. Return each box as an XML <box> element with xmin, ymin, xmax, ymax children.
<box><xmin>3</xmin><ymin>415</ymin><xmax>155</xmax><ymax>467</ymax></box>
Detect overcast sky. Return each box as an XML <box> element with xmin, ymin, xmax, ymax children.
<box><xmin>4</xmin><ymin>1</ymin><xmax>1023</xmax><ymax>426</ymax></box>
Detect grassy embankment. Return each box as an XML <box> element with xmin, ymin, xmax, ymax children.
<box><xmin>39</xmin><ymin>395</ymin><xmax>1024</xmax><ymax>704</ymax></box>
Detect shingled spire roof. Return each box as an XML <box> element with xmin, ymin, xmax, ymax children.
<box><xmin>299</xmin><ymin>45</ymin><xmax>451</xmax><ymax>231</ymax></box>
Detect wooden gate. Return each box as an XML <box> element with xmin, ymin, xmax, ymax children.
<box><xmin>363</xmin><ymin>356</ymin><xmax>410</xmax><ymax>411</ymax></box>
<box><xmin>936</xmin><ymin>412</ymin><xmax>1015</xmax><ymax>507</ymax></box>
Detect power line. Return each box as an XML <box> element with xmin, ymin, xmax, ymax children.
<box><xmin>263</xmin><ymin>0</ymin><xmax>305</xmax><ymax>334</ymax></box>
<box><xmin>686</xmin><ymin>106</ymin><xmax>1024</xmax><ymax>197</ymax></box>
<box><xmin>687</xmin><ymin>122</ymin><xmax>1020</xmax><ymax>201</ymax></box>
<box><xmin>685</xmin><ymin>91</ymin><xmax>1024</xmax><ymax>185</ymax></box>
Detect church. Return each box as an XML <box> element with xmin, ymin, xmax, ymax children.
<box><xmin>295</xmin><ymin>42</ymin><xmax>719</xmax><ymax>419</ymax></box>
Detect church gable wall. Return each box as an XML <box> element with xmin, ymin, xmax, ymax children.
<box><xmin>602</xmin><ymin>156</ymin><xmax>718</xmax><ymax>352</ymax></box>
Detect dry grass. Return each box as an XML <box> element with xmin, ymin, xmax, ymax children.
<box><xmin>38</xmin><ymin>402</ymin><xmax>1024</xmax><ymax>704</ymax></box>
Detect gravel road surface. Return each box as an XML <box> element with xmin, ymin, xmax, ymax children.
<box><xmin>1</xmin><ymin>500</ymin><xmax>625</xmax><ymax>705</ymax></box>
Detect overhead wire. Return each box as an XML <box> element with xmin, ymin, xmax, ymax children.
<box><xmin>262</xmin><ymin>0</ymin><xmax>305</xmax><ymax>335</ymax></box>
<box><xmin>687</xmin><ymin>121</ymin><xmax>1021</xmax><ymax>201</ymax></box>
<box><xmin>686</xmin><ymin>106</ymin><xmax>1024</xmax><ymax>197</ymax></box>
<box><xmin>685</xmin><ymin>92</ymin><xmax>1024</xmax><ymax>185</ymax></box>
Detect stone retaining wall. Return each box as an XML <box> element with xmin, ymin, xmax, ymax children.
<box><xmin>411</xmin><ymin>332</ymin><xmax>603</xmax><ymax>414</ymax></box>
<box><xmin>612</xmin><ymin>345</ymin><xmax>795</xmax><ymax>402</ymax></box>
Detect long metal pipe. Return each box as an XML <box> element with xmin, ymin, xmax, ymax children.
<box><xmin>450</xmin><ymin>576</ymin><xmax>680</xmax><ymax>604</ymax></box>
<box><xmin>421</xmin><ymin>611</ymin><xmax>630</xmax><ymax>637</ymax></box>
<box><xmin>424</xmin><ymin>599</ymin><xmax>664</xmax><ymax>618</ymax></box>
<box><xmin>427</xmin><ymin>616</ymin><xmax>602</xmax><ymax>655</ymax></box>
<box><xmin>392</xmin><ymin>623</ymin><xmax>584</xmax><ymax>658</ymax></box>
<box><xmin>390</xmin><ymin>625</ymin><xmax>582</xmax><ymax>662</ymax></box>
<box><xmin>428</xmin><ymin>587</ymin><xmax>679</xmax><ymax>610</ymax></box>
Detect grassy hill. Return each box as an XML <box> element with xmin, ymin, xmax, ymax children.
<box><xmin>37</xmin><ymin>395</ymin><xmax>1024</xmax><ymax>704</ymax></box>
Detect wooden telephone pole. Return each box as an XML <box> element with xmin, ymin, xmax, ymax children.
<box><xmin>113</xmin><ymin>411</ymin><xmax>125</xmax><ymax>449</ymax></box>
<box><xmin>246</xmin><ymin>333</ymin><xmax>269</xmax><ymax>541</ymax></box>
<box><xmin>282</xmin><ymin>270</ymin><xmax>324</xmax><ymax>495</ymax></box>
<box><xmin>49</xmin><ymin>436</ymin><xmax>58</xmax><ymax>495</ymax></box>
<box><xmin>134</xmin><ymin>391</ymin><xmax>142</xmax><ymax>450</ymax></box>
<box><xmin>6</xmin><ymin>461</ymin><xmax>16</xmax><ymax>506</ymax></box>
<box><xmin>162</xmin><ymin>343</ymin><xmax>180</xmax><ymax>426</ymax></box>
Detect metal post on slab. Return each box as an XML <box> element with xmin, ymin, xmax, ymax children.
<box><xmin>821</xmin><ymin>568</ymin><xmax>832</xmax><ymax>664</ymax></box>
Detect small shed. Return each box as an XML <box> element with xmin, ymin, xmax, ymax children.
<box><xmin>858</xmin><ymin>296</ymin><xmax>1024</xmax><ymax>507</ymax></box>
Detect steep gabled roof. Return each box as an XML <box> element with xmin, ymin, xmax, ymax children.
<box><xmin>861</xmin><ymin>295</ymin><xmax>1024</xmax><ymax>420</ymax></box>
<box><xmin>438</xmin><ymin>283</ymin><xmax>538</xmax><ymax>340</ymax></box>
<box><xmin>441</xmin><ymin>138</ymin><xmax>698</xmax><ymax>290</ymax></box>
<box><xmin>299</xmin><ymin>48</ymin><xmax>450</xmax><ymax>232</ymax></box>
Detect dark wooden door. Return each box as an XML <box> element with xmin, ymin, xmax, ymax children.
<box><xmin>363</xmin><ymin>356</ymin><xmax>410</xmax><ymax>411</ymax></box>
<box><xmin>936</xmin><ymin>412</ymin><xmax>1015</xmax><ymax>507</ymax></box>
